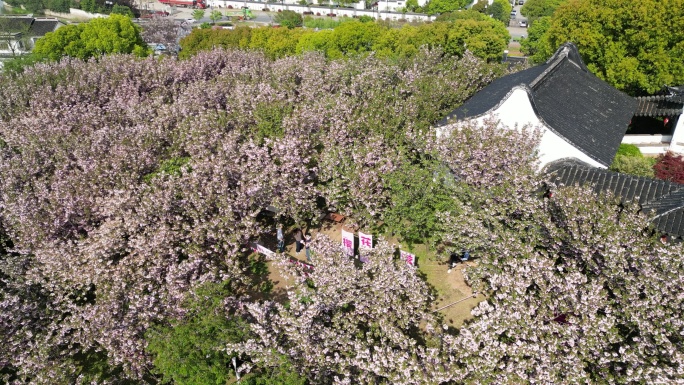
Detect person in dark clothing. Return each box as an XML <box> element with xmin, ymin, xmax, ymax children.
<box><xmin>448</xmin><ymin>252</ymin><xmax>458</xmax><ymax>273</ymax></box>
<box><xmin>294</xmin><ymin>228</ymin><xmax>303</xmax><ymax>253</ymax></box>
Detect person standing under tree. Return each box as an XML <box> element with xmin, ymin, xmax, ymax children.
<box><xmin>276</xmin><ymin>224</ymin><xmax>285</xmax><ymax>253</ymax></box>
<box><xmin>304</xmin><ymin>234</ymin><xmax>312</xmax><ymax>262</ymax></box>
<box><xmin>294</xmin><ymin>228</ymin><xmax>303</xmax><ymax>254</ymax></box>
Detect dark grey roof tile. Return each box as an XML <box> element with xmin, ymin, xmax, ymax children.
<box><xmin>439</xmin><ymin>43</ymin><xmax>636</xmax><ymax>167</ymax></box>
<box><xmin>543</xmin><ymin>159</ymin><xmax>684</xmax><ymax>237</ymax></box>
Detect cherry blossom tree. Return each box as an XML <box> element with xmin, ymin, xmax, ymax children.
<box><xmin>441</xmin><ymin>186</ymin><xmax>684</xmax><ymax>383</ymax></box>
<box><xmin>229</xmin><ymin>236</ymin><xmax>457</xmax><ymax>385</ymax></box>
<box><xmin>0</xmin><ymin>49</ymin><xmax>501</xmax><ymax>382</ymax></box>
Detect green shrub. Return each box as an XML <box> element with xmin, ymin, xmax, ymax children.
<box><xmin>615</xmin><ymin>143</ymin><xmax>643</xmax><ymax>158</ymax></box>
<box><xmin>110</xmin><ymin>4</ymin><xmax>133</xmax><ymax>17</ymax></box>
<box><xmin>302</xmin><ymin>15</ymin><xmax>345</xmax><ymax>29</ymax></box>
<box><xmin>146</xmin><ymin>281</ymin><xmax>250</xmax><ymax>385</ymax></box>
<box><xmin>609</xmin><ymin>154</ymin><xmax>656</xmax><ymax>178</ymax></box>
<box><xmin>274</xmin><ymin>10</ymin><xmax>303</xmax><ymax>29</ymax></box>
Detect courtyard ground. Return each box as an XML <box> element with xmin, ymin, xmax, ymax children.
<box><xmin>262</xmin><ymin>217</ymin><xmax>484</xmax><ymax>327</ymax></box>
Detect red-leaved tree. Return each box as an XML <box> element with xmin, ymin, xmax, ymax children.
<box><xmin>653</xmin><ymin>151</ymin><xmax>684</xmax><ymax>184</ymax></box>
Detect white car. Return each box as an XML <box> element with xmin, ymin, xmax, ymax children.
<box><xmin>519</xmin><ymin>20</ymin><xmax>527</xmax><ymax>27</ymax></box>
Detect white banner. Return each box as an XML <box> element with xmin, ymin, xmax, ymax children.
<box><xmin>341</xmin><ymin>229</ymin><xmax>355</xmax><ymax>257</ymax></box>
<box><xmin>400</xmin><ymin>250</ymin><xmax>416</xmax><ymax>266</ymax></box>
<box><xmin>255</xmin><ymin>243</ymin><xmax>275</xmax><ymax>258</ymax></box>
<box><xmin>358</xmin><ymin>231</ymin><xmax>373</xmax><ymax>250</ymax></box>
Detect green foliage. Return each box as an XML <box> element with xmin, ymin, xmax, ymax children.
<box><xmin>111</xmin><ymin>4</ymin><xmax>133</xmax><ymax>17</ymax></box>
<box><xmin>470</xmin><ymin>0</ymin><xmax>511</xmax><ymax>24</ymax></box>
<box><xmin>331</xmin><ymin>20</ymin><xmax>383</xmax><ymax>56</ymax></box>
<box><xmin>487</xmin><ymin>1</ymin><xmax>505</xmax><ymax>23</ymax></box>
<box><xmin>248</xmin><ymin>27</ymin><xmax>304</xmax><ymax>59</ymax></box>
<box><xmin>435</xmin><ymin>8</ymin><xmax>491</xmax><ymax>22</ymax></box>
<box><xmin>1</xmin><ymin>3</ymin><xmax>34</xmax><ymax>14</ymax></box>
<box><xmin>209</xmin><ymin>9</ymin><xmax>223</xmax><ymax>24</ymax></box>
<box><xmin>199</xmin><ymin>22</ymin><xmax>212</xmax><ymax>29</ymax></box>
<box><xmin>181</xmin><ymin>18</ymin><xmax>509</xmax><ymax>62</ymax></box>
<box><xmin>46</xmin><ymin>0</ymin><xmax>70</xmax><ymax>13</ymax></box>
<box><xmin>519</xmin><ymin>15</ymin><xmax>550</xmax><ymax>58</ymax></box>
<box><xmin>254</xmin><ymin>102</ymin><xmax>291</xmax><ymax>142</ymax></box>
<box><xmin>615</xmin><ymin>143</ymin><xmax>643</xmax><ymax>158</ymax></box>
<box><xmin>242</xmin><ymin>357</ymin><xmax>308</xmax><ymax>385</ymax></box>
<box><xmin>178</xmin><ymin>26</ymin><xmax>253</xmax><ymax>59</ymax></box>
<box><xmin>405</xmin><ymin>0</ymin><xmax>421</xmax><ymax>11</ymax></box>
<box><xmin>295</xmin><ymin>28</ymin><xmax>333</xmax><ymax>54</ymax></box>
<box><xmin>302</xmin><ymin>15</ymin><xmax>345</xmax><ymax>29</ymax></box>
<box><xmin>490</xmin><ymin>0</ymin><xmax>512</xmax><ymax>24</ymax></box>
<box><xmin>146</xmin><ymin>281</ymin><xmax>251</xmax><ymax>385</ymax></box>
<box><xmin>609</xmin><ymin>155</ymin><xmax>656</xmax><ymax>178</ymax></box>
<box><xmin>80</xmin><ymin>0</ymin><xmax>96</xmax><ymax>12</ymax></box>
<box><xmin>274</xmin><ymin>10</ymin><xmax>303</xmax><ymax>29</ymax></box>
<box><xmin>1</xmin><ymin>53</ymin><xmax>47</xmax><ymax>76</ymax></box>
<box><xmin>33</xmin><ymin>14</ymin><xmax>150</xmax><ymax>61</ymax></box>
<box><xmin>520</xmin><ymin>0</ymin><xmax>566</xmax><ymax>24</ymax></box>
<box><xmin>470</xmin><ymin>0</ymin><xmax>487</xmax><ymax>13</ymax></box>
<box><xmin>382</xmin><ymin>159</ymin><xmax>457</xmax><ymax>248</ymax></box>
<box><xmin>426</xmin><ymin>0</ymin><xmax>469</xmax><ymax>15</ymax></box>
<box><xmin>533</xmin><ymin>0</ymin><xmax>684</xmax><ymax>94</ymax></box>
<box><xmin>192</xmin><ymin>8</ymin><xmax>205</xmax><ymax>21</ymax></box>
<box><xmin>142</xmin><ymin>156</ymin><xmax>191</xmax><ymax>183</ymax></box>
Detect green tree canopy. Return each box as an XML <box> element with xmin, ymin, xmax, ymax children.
<box><xmin>519</xmin><ymin>15</ymin><xmax>550</xmax><ymax>57</ymax></box>
<box><xmin>436</xmin><ymin>8</ymin><xmax>491</xmax><ymax>22</ymax></box>
<box><xmin>488</xmin><ymin>0</ymin><xmax>512</xmax><ymax>24</ymax></box>
<box><xmin>33</xmin><ymin>14</ymin><xmax>150</xmax><ymax>61</ymax></box>
<box><xmin>426</xmin><ymin>0</ymin><xmax>469</xmax><ymax>15</ymax></box>
<box><xmin>111</xmin><ymin>4</ymin><xmax>133</xmax><ymax>17</ymax></box>
<box><xmin>274</xmin><ymin>10</ymin><xmax>303</xmax><ymax>29</ymax></box>
<box><xmin>519</xmin><ymin>0</ymin><xmax>566</xmax><ymax>24</ymax></box>
<box><xmin>180</xmin><ymin>18</ymin><xmax>509</xmax><ymax>62</ymax></box>
<box><xmin>192</xmin><ymin>8</ymin><xmax>205</xmax><ymax>21</ymax></box>
<box><xmin>209</xmin><ymin>9</ymin><xmax>223</xmax><ymax>24</ymax></box>
<box><xmin>534</xmin><ymin>0</ymin><xmax>684</xmax><ymax>95</ymax></box>
<box><xmin>146</xmin><ymin>282</ymin><xmax>251</xmax><ymax>385</ymax></box>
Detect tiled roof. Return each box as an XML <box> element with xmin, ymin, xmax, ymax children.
<box><xmin>439</xmin><ymin>43</ymin><xmax>637</xmax><ymax>167</ymax></box>
<box><xmin>437</xmin><ymin>64</ymin><xmax>548</xmax><ymax>125</ymax></box>
<box><xmin>0</xmin><ymin>16</ymin><xmax>61</xmax><ymax>37</ymax></box>
<box><xmin>28</xmin><ymin>19</ymin><xmax>61</xmax><ymax>37</ymax></box>
<box><xmin>544</xmin><ymin>158</ymin><xmax>684</xmax><ymax>238</ymax></box>
<box><xmin>634</xmin><ymin>86</ymin><xmax>684</xmax><ymax>117</ymax></box>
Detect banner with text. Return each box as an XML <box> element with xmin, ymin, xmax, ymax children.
<box><xmin>341</xmin><ymin>229</ymin><xmax>355</xmax><ymax>257</ymax></box>
<box><xmin>358</xmin><ymin>231</ymin><xmax>373</xmax><ymax>250</ymax></box>
<box><xmin>400</xmin><ymin>250</ymin><xmax>416</xmax><ymax>266</ymax></box>
<box><xmin>251</xmin><ymin>243</ymin><xmax>275</xmax><ymax>258</ymax></box>
<box><xmin>358</xmin><ymin>231</ymin><xmax>372</xmax><ymax>263</ymax></box>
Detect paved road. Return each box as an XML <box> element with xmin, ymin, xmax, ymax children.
<box><xmin>507</xmin><ymin>2</ymin><xmax>528</xmax><ymax>39</ymax></box>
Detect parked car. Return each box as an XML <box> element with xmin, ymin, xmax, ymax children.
<box><xmin>518</xmin><ymin>0</ymin><xmax>524</xmax><ymax>4</ymax></box>
<box><xmin>519</xmin><ymin>20</ymin><xmax>527</xmax><ymax>27</ymax></box>
<box><xmin>510</xmin><ymin>10</ymin><xmax>517</xmax><ymax>17</ymax></box>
